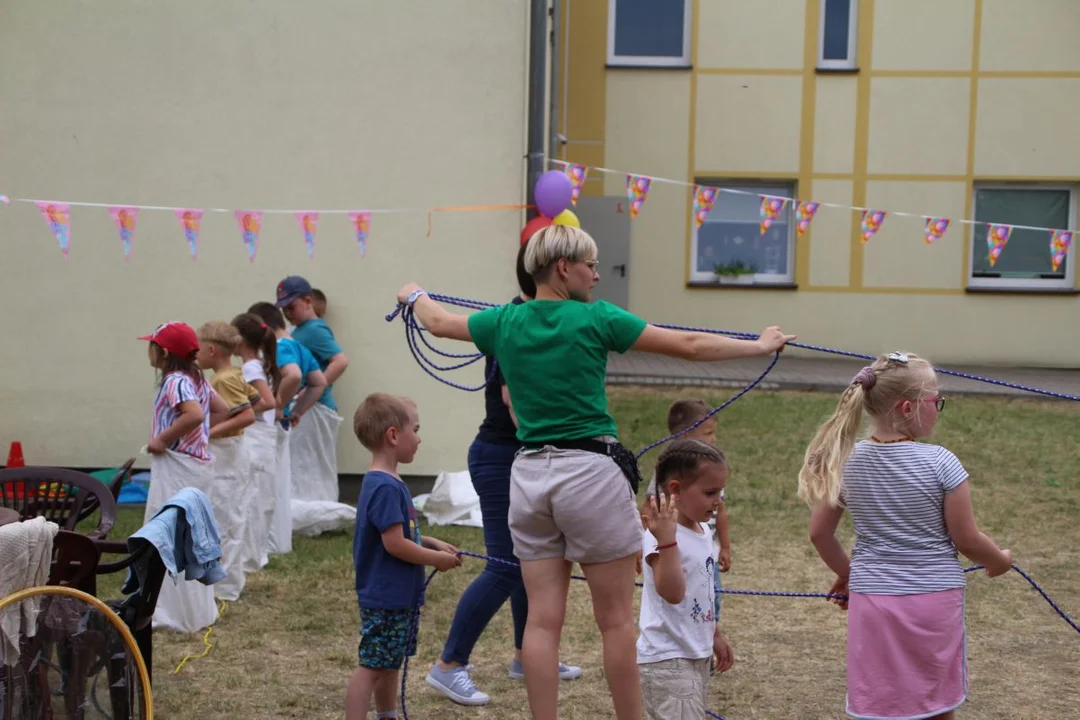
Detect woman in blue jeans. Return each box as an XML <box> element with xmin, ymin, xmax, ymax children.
<box><xmin>425</xmin><ymin>233</ymin><xmax>581</xmax><ymax>706</ymax></box>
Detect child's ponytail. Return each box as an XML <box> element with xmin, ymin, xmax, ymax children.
<box><xmin>260</xmin><ymin>325</ymin><xmax>281</xmax><ymax>394</ymax></box>
<box><xmin>798</xmin><ymin>382</ymin><xmax>867</xmax><ymax>507</ymax></box>
<box><xmin>798</xmin><ymin>352</ymin><xmax>936</xmax><ymax>507</ymax></box>
<box><xmin>232</xmin><ymin>312</ymin><xmax>280</xmax><ymax>393</ymax></box>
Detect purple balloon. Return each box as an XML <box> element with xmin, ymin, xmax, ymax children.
<box><xmin>534</xmin><ymin>170</ymin><xmax>573</xmax><ymax>218</ymax></box>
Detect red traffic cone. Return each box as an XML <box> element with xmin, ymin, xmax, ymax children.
<box><xmin>6</xmin><ymin>441</ymin><xmax>25</xmax><ymax>468</ymax></box>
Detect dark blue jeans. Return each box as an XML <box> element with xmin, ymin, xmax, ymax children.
<box><xmin>440</xmin><ymin>438</ymin><xmax>528</xmax><ymax>664</ymax></box>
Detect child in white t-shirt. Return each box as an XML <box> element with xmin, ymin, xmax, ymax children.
<box><xmin>638</xmin><ymin>439</ymin><xmax>734</xmax><ymax>720</ymax></box>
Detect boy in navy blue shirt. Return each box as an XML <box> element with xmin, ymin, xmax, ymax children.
<box><xmin>345</xmin><ymin>393</ymin><xmax>462</xmax><ymax>720</ymax></box>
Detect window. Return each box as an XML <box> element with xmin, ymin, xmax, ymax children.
<box><xmin>607</xmin><ymin>0</ymin><xmax>691</xmax><ymax>67</ymax></box>
<box><xmin>969</xmin><ymin>185</ymin><xmax>1077</xmax><ymax>291</ymax></box>
<box><xmin>691</xmin><ymin>182</ymin><xmax>797</xmax><ymax>285</ymax></box>
<box><xmin>818</xmin><ymin>0</ymin><xmax>858</xmax><ymax>70</ymax></box>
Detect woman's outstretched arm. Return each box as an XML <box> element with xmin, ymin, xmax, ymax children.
<box><xmin>631</xmin><ymin>324</ymin><xmax>795</xmax><ymax>361</ymax></box>
<box><xmin>396</xmin><ymin>283</ymin><xmax>473</xmax><ymax>342</ymax></box>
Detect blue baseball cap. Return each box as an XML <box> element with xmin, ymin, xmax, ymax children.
<box><xmin>275</xmin><ymin>275</ymin><xmax>312</xmax><ymax>307</ymax></box>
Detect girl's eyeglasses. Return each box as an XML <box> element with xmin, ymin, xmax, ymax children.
<box><xmin>922</xmin><ymin>396</ymin><xmax>946</xmax><ymax>411</ymax></box>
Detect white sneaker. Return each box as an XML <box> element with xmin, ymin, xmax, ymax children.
<box><xmin>425</xmin><ymin>665</ymin><xmax>490</xmax><ymax>706</ymax></box>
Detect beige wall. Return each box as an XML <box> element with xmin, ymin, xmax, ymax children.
<box><xmin>581</xmin><ymin>0</ymin><xmax>1080</xmax><ymax>367</ymax></box>
<box><xmin>0</xmin><ymin>0</ymin><xmax>530</xmax><ymax>474</ymax></box>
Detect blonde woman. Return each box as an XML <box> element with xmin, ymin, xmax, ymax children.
<box><xmin>396</xmin><ymin>224</ymin><xmax>793</xmax><ymax>720</ymax></box>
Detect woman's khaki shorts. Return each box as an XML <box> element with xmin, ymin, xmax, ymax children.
<box><xmin>508</xmin><ymin>444</ymin><xmax>641</xmax><ymax>565</ymax></box>
<box><xmin>640</xmin><ymin>657</ymin><xmax>711</xmax><ymax>720</ymax></box>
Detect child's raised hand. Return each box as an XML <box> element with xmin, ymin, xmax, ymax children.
<box><xmin>643</xmin><ymin>492</ymin><xmax>679</xmax><ymax>546</ymax></box>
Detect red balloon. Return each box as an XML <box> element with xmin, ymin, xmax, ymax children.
<box><xmin>521</xmin><ymin>215</ymin><xmax>553</xmax><ymax>246</ymax></box>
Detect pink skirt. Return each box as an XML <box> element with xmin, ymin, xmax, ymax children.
<box><xmin>846</xmin><ymin>589</ymin><xmax>967</xmax><ymax>720</ymax></box>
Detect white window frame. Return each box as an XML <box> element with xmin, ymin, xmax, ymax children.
<box><xmin>606</xmin><ymin>0</ymin><xmax>692</xmax><ymax>68</ymax></box>
<box><xmin>967</xmin><ymin>182</ymin><xmax>1077</xmax><ymax>291</ymax></box>
<box><xmin>818</xmin><ymin>0</ymin><xmax>859</xmax><ymax>70</ymax></box>
<box><xmin>690</xmin><ymin>181</ymin><xmax>798</xmax><ymax>286</ymax></box>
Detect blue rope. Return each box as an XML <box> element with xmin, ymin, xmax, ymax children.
<box><xmin>397</xmin><ymin>551</ymin><xmax>1077</xmax><ymax>719</ymax></box>
<box><xmin>387</xmin><ymin>292</ymin><xmax>1080</xmax><ymax>402</ymax></box>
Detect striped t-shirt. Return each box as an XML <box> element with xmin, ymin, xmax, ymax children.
<box><xmin>151</xmin><ymin>372</ymin><xmax>213</xmax><ymax>461</ymax></box>
<box><xmin>841</xmin><ymin>441</ymin><xmax>968</xmax><ymax>595</ymax></box>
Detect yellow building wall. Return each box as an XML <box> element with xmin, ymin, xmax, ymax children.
<box><xmin>571</xmin><ymin>0</ymin><xmax>1080</xmax><ymax>367</ymax></box>
<box><xmin>0</xmin><ymin>0</ymin><xmax>530</xmax><ymax>473</ymax></box>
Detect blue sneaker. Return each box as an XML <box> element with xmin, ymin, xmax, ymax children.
<box><xmin>425</xmin><ymin>665</ymin><xmax>490</xmax><ymax>706</ymax></box>
<box><xmin>508</xmin><ymin>658</ymin><xmax>583</xmax><ymax>681</ymax></box>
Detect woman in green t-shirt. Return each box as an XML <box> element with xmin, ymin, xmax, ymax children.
<box><xmin>396</xmin><ymin>224</ymin><xmax>794</xmax><ymax>720</ymax></box>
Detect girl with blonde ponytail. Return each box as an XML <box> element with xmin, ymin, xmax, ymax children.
<box><xmin>800</xmin><ymin>351</ymin><xmax>1013</xmax><ymax>720</ymax></box>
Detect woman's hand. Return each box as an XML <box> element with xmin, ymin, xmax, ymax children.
<box><xmin>755</xmin><ymin>326</ymin><xmax>797</xmax><ymax>354</ymax></box>
<box><xmin>397</xmin><ymin>282</ymin><xmax>423</xmax><ymax>305</ymax></box>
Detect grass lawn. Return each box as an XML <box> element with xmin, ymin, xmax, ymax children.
<box><xmin>97</xmin><ymin>387</ymin><xmax>1080</xmax><ymax>719</ymax></box>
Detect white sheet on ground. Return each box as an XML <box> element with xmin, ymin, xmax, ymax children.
<box><xmin>206</xmin><ymin>436</ymin><xmax>253</xmax><ymax>602</ymax></box>
<box><xmin>147</xmin><ymin>450</ymin><xmax>219</xmax><ymax>633</ymax></box>
<box><xmin>266</xmin><ymin>425</ymin><xmax>293</xmax><ymax>555</ymax></box>
<box><xmin>289</xmin><ymin>403</ymin><xmax>342</xmax><ymax>503</ymax></box>
<box><xmin>242</xmin><ymin>422</ymin><xmax>276</xmax><ymax>571</ymax></box>
<box><xmin>290</xmin><ymin>499</ymin><xmax>356</xmax><ymax>537</ymax></box>
<box><xmin>417</xmin><ymin>470</ymin><xmax>483</xmax><ymax>527</ymax></box>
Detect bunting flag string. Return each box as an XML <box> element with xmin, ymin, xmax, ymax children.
<box><xmin>627</xmin><ymin>174</ymin><xmax>652</xmax><ymax>219</ymax></box>
<box><xmin>565</xmin><ymin>164</ymin><xmax>588</xmax><ymax>206</ymax></box>
<box><xmin>350</xmin><ymin>211</ymin><xmax>372</xmax><ymax>257</ymax></box>
<box><xmin>235</xmin><ymin>210</ymin><xmax>262</xmax><ymax>262</ymax></box>
<box><xmin>1050</xmin><ymin>230</ymin><xmax>1072</xmax><ymax>272</ymax></box>
<box><xmin>795</xmin><ymin>201</ymin><xmax>820</xmax><ymax>237</ymax></box>
<box><xmin>759</xmin><ymin>196</ymin><xmax>787</xmax><ymax>235</ymax></box>
<box><xmin>987</xmin><ymin>224</ymin><xmax>1013</xmax><ymax>267</ymax></box>
<box><xmin>296</xmin><ymin>212</ymin><xmax>319</xmax><ymax>259</ymax></box>
<box><xmin>108</xmin><ymin>206</ymin><xmax>139</xmax><ymax>260</ymax></box>
<box><xmin>860</xmin><ymin>210</ymin><xmax>887</xmax><ymax>244</ymax></box>
<box><xmin>548</xmin><ymin>159</ymin><xmax>1079</xmax><ymax>268</ymax></box>
<box><xmin>175</xmin><ymin>209</ymin><xmax>203</xmax><ymax>261</ymax></box>
<box><xmin>693</xmin><ymin>185</ymin><xmax>720</xmax><ymax>228</ymax></box>
<box><xmin>36</xmin><ymin>202</ymin><xmax>71</xmax><ymax>257</ymax></box>
<box><xmin>924</xmin><ymin>217</ymin><xmax>950</xmax><ymax>244</ymax></box>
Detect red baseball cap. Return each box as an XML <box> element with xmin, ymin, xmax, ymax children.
<box><xmin>138</xmin><ymin>321</ymin><xmax>200</xmax><ymax>359</ymax></box>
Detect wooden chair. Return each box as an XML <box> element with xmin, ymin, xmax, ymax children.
<box><xmin>0</xmin><ymin>467</ymin><xmax>117</xmax><ymax>538</ymax></box>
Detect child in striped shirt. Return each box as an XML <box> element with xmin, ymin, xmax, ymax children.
<box><xmin>800</xmin><ymin>351</ymin><xmax>1013</xmax><ymax>720</ymax></box>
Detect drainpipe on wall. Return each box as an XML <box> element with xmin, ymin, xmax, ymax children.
<box><xmin>525</xmin><ymin>0</ymin><xmax>550</xmax><ymax>221</ymax></box>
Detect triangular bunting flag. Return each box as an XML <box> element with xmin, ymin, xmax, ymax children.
<box><xmin>175</xmin><ymin>209</ymin><xmax>203</xmax><ymax>260</ymax></box>
<box><xmin>295</xmin><ymin>212</ymin><xmax>319</xmax><ymax>259</ymax></box>
<box><xmin>795</xmin><ymin>201</ymin><xmax>820</xmax><ymax>237</ymax></box>
<box><xmin>235</xmin><ymin>210</ymin><xmax>262</xmax><ymax>262</ymax></box>
<box><xmin>626</xmin><ymin>174</ymin><xmax>652</xmax><ymax>219</ymax></box>
<box><xmin>0</xmin><ymin>195</ymin><xmax>9</xmax><ymax>204</ymax></box>
<box><xmin>860</xmin><ymin>209</ymin><xmax>887</xmax><ymax>243</ymax></box>
<box><xmin>693</xmin><ymin>186</ymin><xmax>720</xmax><ymax>228</ymax></box>
<box><xmin>924</xmin><ymin>217</ymin><xmax>950</xmax><ymax>244</ymax></box>
<box><xmin>566</xmin><ymin>164</ymin><xmax>588</xmax><ymax>206</ymax></box>
<box><xmin>1050</xmin><ymin>229</ymin><xmax>1072</xmax><ymax>272</ymax></box>
<box><xmin>36</xmin><ymin>202</ymin><xmax>71</xmax><ymax>257</ymax></box>
<box><xmin>986</xmin><ymin>223</ymin><xmax>1012</xmax><ymax>267</ymax></box>
<box><xmin>108</xmin><ymin>207</ymin><xmax>139</xmax><ymax>260</ymax></box>
<box><xmin>759</xmin><ymin>196</ymin><xmax>787</xmax><ymax>235</ymax></box>
<box><xmin>349</xmin><ymin>211</ymin><xmax>372</xmax><ymax>257</ymax></box>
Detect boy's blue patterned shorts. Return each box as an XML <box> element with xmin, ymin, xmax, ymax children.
<box><xmin>358</xmin><ymin>607</ymin><xmax>417</xmax><ymax>670</ymax></box>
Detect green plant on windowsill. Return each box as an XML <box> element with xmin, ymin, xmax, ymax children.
<box><xmin>712</xmin><ymin>260</ymin><xmax>757</xmax><ymax>284</ymax></box>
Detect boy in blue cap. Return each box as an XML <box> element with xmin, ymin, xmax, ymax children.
<box><xmin>275</xmin><ymin>275</ymin><xmax>350</xmax><ymax>503</ymax></box>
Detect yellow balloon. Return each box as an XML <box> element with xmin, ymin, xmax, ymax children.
<box><xmin>552</xmin><ymin>209</ymin><xmax>580</xmax><ymax>228</ymax></box>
